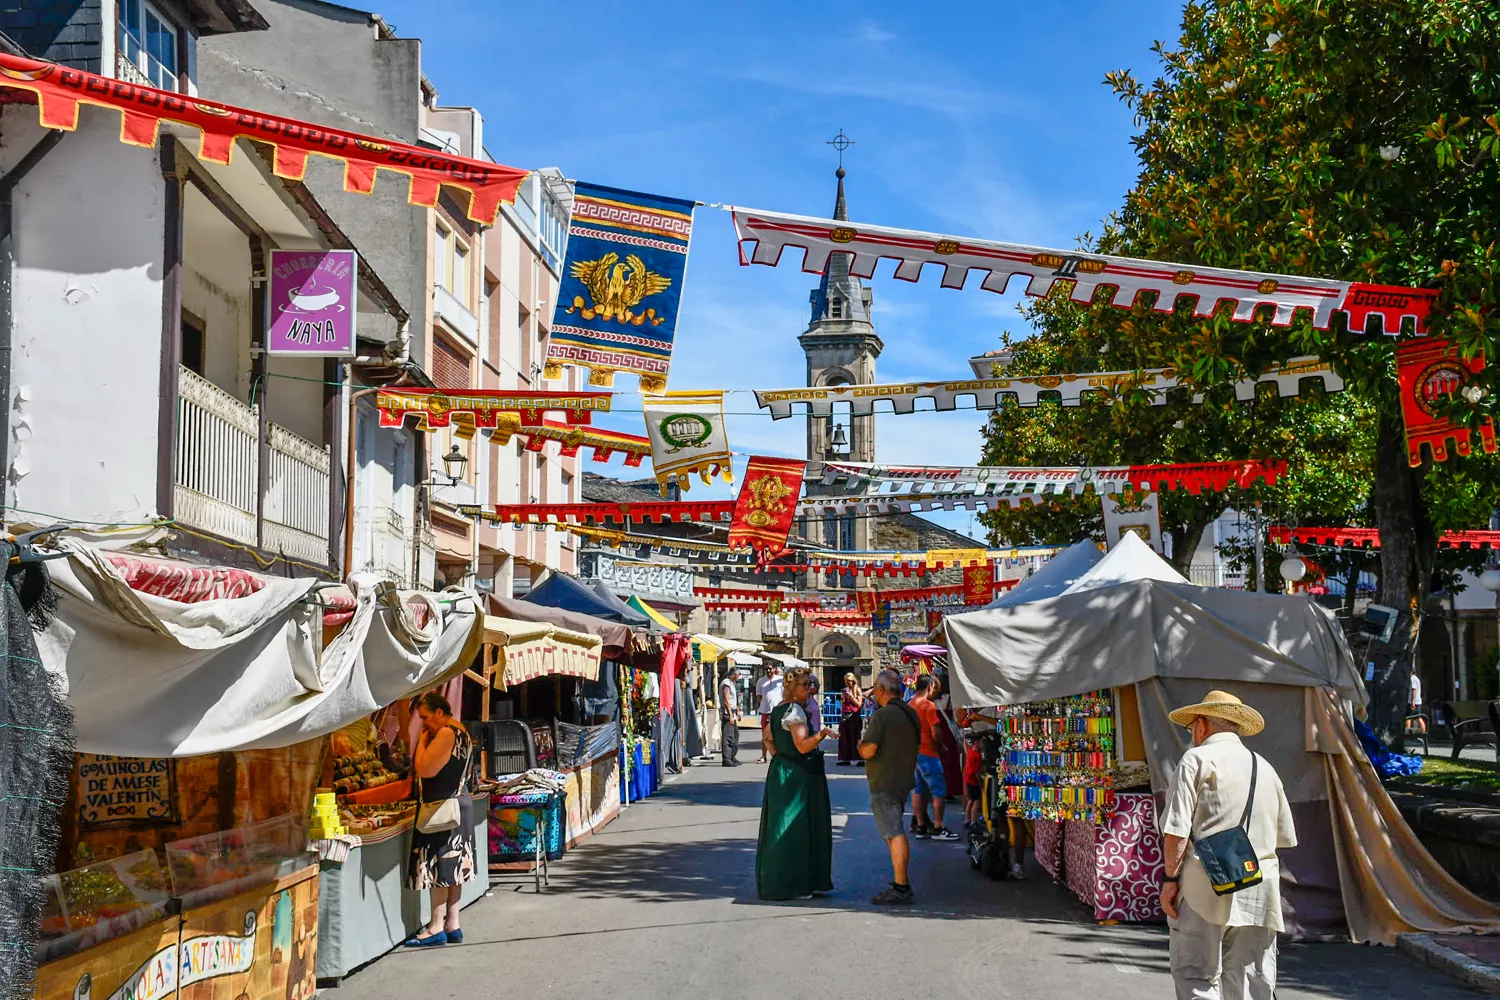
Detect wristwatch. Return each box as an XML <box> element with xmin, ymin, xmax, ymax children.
<box><xmin>1162</xmin><ymin>873</ymin><xmax>1180</xmax><ymax>883</ymax></box>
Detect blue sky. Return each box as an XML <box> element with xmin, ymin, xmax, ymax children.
<box><xmin>383</xmin><ymin>1</ymin><xmax>1186</xmax><ymax>537</ymax></box>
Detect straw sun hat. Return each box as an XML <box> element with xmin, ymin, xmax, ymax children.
<box><xmin>1168</xmin><ymin>690</ymin><xmax>1265</xmax><ymax>737</ymax></box>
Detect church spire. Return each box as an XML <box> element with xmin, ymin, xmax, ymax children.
<box><xmin>811</xmin><ymin>164</ymin><xmax>866</xmax><ymax>323</ymax></box>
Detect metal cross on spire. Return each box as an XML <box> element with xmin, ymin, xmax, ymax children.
<box><xmin>827</xmin><ymin>129</ymin><xmax>854</xmax><ymax>173</ymax></box>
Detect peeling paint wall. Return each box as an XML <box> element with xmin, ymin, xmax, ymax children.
<box><xmin>3</xmin><ymin>105</ymin><xmax>165</xmax><ymax>524</ymax></box>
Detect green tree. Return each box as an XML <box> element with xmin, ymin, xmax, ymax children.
<box><xmin>981</xmin><ymin>0</ymin><xmax>1500</xmax><ymax>740</ymax></box>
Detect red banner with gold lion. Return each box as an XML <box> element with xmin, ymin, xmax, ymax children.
<box><xmin>0</xmin><ymin>52</ymin><xmax>527</xmax><ymax>224</ymax></box>
<box><xmin>962</xmin><ymin>563</ymin><xmax>995</xmax><ymax>605</ymax></box>
<box><xmin>729</xmin><ymin>456</ymin><xmax>806</xmax><ymax>558</ymax></box>
<box><xmin>1394</xmin><ymin>338</ymin><xmax>1498</xmax><ymax>466</ymax></box>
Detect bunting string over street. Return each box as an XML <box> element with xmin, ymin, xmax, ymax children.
<box><xmin>728</xmin><ymin>205</ymin><xmax>1437</xmax><ymax>334</ymax></box>
<box><xmin>753</xmin><ymin>356</ymin><xmax>1344</xmax><ymax>419</ymax></box>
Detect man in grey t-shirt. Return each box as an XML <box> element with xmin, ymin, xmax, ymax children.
<box><xmin>859</xmin><ymin>669</ymin><xmax>921</xmax><ymax>905</ymax></box>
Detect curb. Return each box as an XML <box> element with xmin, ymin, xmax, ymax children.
<box><xmin>1397</xmin><ymin>933</ymin><xmax>1500</xmax><ymax>995</ymax></box>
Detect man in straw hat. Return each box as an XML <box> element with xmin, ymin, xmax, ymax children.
<box><xmin>1159</xmin><ymin>690</ymin><xmax>1297</xmax><ymax>1000</ymax></box>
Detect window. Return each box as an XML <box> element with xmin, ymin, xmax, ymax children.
<box><xmin>452</xmin><ymin>242</ymin><xmax>468</xmax><ymax>305</ymax></box>
<box><xmin>830</xmin><ymin>296</ymin><xmax>844</xmax><ymax>319</ymax></box>
<box><xmin>434</xmin><ymin>223</ymin><xmax>451</xmax><ymax>291</ymax></box>
<box><xmin>180</xmin><ymin>310</ymin><xmax>204</xmax><ymax>376</ymax></box>
<box><xmin>119</xmin><ymin>0</ymin><xmax>180</xmax><ymax>90</ymax></box>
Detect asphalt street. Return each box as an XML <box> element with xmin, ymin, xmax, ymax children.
<box><xmin>329</xmin><ymin>752</ymin><xmax>1481</xmax><ymax>999</ymax></box>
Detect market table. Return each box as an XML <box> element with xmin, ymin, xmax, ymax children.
<box><xmin>1034</xmin><ymin>791</ymin><xmax>1165</xmax><ymax>922</ymax></box>
<box><xmin>487</xmin><ymin>788</ymin><xmax>564</xmax><ymax>891</ymax></box>
<box><xmin>315</xmin><ymin>792</ymin><xmax>489</xmax><ymax>984</ymax></box>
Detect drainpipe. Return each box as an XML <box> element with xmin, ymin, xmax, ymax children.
<box><xmin>0</xmin><ymin>129</ymin><xmax>66</xmax><ymax>516</ymax></box>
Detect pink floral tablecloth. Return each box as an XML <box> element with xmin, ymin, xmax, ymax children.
<box><xmin>1032</xmin><ymin>792</ymin><xmax>1165</xmax><ymax>922</ymax></box>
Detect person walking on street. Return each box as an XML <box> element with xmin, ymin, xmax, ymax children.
<box><xmin>859</xmin><ymin>669</ymin><xmax>922</xmax><ymax>904</ymax></box>
<box><xmin>720</xmin><ymin>667</ymin><xmax>742</xmax><ymax>767</ymax></box>
<box><xmin>1159</xmin><ymin>691</ymin><xmax>1296</xmax><ymax>1000</ymax></box>
<box><xmin>756</xmin><ymin>665</ymin><xmax>784</xmax><ymax>764</ymax></box>
<box><xmin>836</xmin><ymin>673</ymin><xmax>865</xmax><ymax>766</ymax></box>
<box><xmin>909</xmin><ymin>675</ymin><xmax>958</xmax><ymax>841</ymax></box>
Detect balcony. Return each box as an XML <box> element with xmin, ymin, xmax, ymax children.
<box><xmin>358</xmin><ymin>506</ymin><xmax>413</xmax><ymax>585</ymax></box>
<box><xmin>433</xmin><ymin>285</ymin><xmax>479</xmax><ymax>348</ymax></box>
<box><xmin>174</xmin><ymin>366</ymin><xmax>332</xmax><ymax>566</ymax></box>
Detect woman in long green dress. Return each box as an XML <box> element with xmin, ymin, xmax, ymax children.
<box><xmin>756</xmin><ymin>666</ymin><xmax>838</xmax><ymax>900</ymax></box>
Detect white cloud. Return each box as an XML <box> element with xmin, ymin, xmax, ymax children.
<box><xmin>855</xmin><ymin>20</ymin><xmax>896</xmax><ymax>47</ymax></box>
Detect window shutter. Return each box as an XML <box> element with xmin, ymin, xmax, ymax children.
<box><xmin>432</xmin><ymin>336</ymin><xmax>472</xmax><ymax>388</ymax></box>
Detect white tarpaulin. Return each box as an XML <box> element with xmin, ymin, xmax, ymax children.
<box><xmin>940</xmin><ymin>534</ymin><xmax>1364</xmax><ymax>711</ymax></box>
<box><xmin>40</xmin><ymin>542</ymin><xmax>484</xmax><ymax>756</ymax></box>
<box><xmin>983</xmin><ymin>538</ymin><xmax>1103</xmax><ymax>609</ymax></box>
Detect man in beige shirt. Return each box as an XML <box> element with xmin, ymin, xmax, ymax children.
<box><xmin>1159</xmin><ymin>690</ymin><xmax>1296</xmax><ymax>1000</ymax></box>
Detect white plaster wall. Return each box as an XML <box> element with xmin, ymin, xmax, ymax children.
<box><xmin>5</xmin><ymin>106</ymin><xmax>164</xmax><ymax>524</ymax></box>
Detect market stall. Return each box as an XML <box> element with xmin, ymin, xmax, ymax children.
<box><xmin>33</xmin><ymin>544</ymin><xmax>486</xmax><ymax>996</ymax></box>
<box><xmin>938</xmin><ymin>533</ymin><xmax>1500</xmax><ymax>943</ymax></box>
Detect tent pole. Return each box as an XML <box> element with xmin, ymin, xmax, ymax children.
<box><xmin>1255</xmin><ymin>501</ymin><xmax>1267</xmax><ymax>593</ymax></box>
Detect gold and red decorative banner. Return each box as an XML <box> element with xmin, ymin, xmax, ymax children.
<box><xmin>474</xmin><ymin>499</ymin><xmax>735</xmax><ymax>526</ymax></box>
<box><xmin>0</xmin><ymin>53</ymin><xmax>526</xmax><ymax>224</ymax></box>
<box><xmin>375</xmin><ymin>387</ymin><xmax>611</xmax><ymax>429</ymax></box>
<box><xmin>926</xmin><ymin>610</ymin><xmax>945</xmax><ymax>631</ymax></box>
<box><xmin>1394</xmin><ymin>338</ymin><xmax>1498</xmax><ymax>466</ymax></box>
<box><xmin>490</xmin><ymin>418</ymin><xmax>649</xmax><ymax>467</ymax></box>
<box><xmin>732</xmin><ymin>206</ymin><xmax>1436</xmax><ymax>335</ymax></box>
<box><xmin>855</xmin><ymin>590</ymin><xmax>879</xmax><ymax>614</ymax></box>
<box><xmin>963</xmin><ymin>563</ymin><xmax>996</xmax><ymax>605</ymax></box>
<box><xmin>728</xmin><ymin>456</ymin><xmax>807</xmax><ymax>558</ymax></box>
<box><xmin>803</xmin><ymin>609</ymin><xmax>875</xmax><ymax>629</ymax></box>
<box><xmin>1269</xmin><ymin>526</ymin><xmax>1500</xmax><ymax>550</ymax></box>
<box><xmin>563</xmin><ymin>525</ymin><xmax>751</xmax><ymax>558</ymax></box>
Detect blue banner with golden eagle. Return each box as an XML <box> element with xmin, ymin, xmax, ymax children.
<box><xmin>542</xmin><ymin>182</ymin><xmax>695</xmax><ymax>393</ymax></box>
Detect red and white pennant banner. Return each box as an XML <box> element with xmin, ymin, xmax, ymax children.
<box><xmin>730</xmin><ymin>206</ymin><xmax>1435</xmax><ymax>334</ymax></box>
<box><xmin>1270</xmin><ymin>526</ymin><xmax>1500</xmax><ymax>550</ymax></box>
<box><xmin>820</xmin><ymin>460</ymin><xmax>1286</xmax><ymax>496</ymax></box>
<box><xmin>755</xmin><ymin>357</ymin><xmax>1342</xmax><ymax>419</ymax></box>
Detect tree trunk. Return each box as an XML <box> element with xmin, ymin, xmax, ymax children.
<box><xmin>1167</xmin><ymin>518</ymin><xmax>1210</xmax><ymax>577</ymax></box>
<box><xmin>1366</xmin><ymin>409</ymin><xmax>1436</xmax><ymax>746</ymax></box>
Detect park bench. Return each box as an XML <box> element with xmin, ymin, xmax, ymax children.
<box><xmin>1440</xmin><ymin>700</ymin><xmax>1500</xmax><ymax>761</ymax></box>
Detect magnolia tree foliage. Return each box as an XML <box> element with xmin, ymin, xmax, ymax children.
<box><xmin>978</xmin><ymin>0</ymin><xmax>1500</xmax><ymax>739</ymax></box>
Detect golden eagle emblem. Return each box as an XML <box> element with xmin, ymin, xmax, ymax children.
<box><xmin>566</xmin><ymin>253</ymin><xmax>672</xmax><ymax>327</ymax></box>
<box><xmin>742</xmin><ymin>473</ymin><xmax>795</xmax><ymax>528</ymax></box>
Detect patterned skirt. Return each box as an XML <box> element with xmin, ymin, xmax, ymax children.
<box><xmin>406</xmin><ymin>793</ymin><xmax>476</xmax><ymax>890</ymax></box>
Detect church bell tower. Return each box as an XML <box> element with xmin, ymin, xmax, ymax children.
<box><xmin>801</xmin><ymin>163</ymin><xmax>883</xmax><ymax>557</ymax></box>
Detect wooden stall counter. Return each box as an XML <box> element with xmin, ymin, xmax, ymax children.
<box><xmin>37</xmin><ymin>863</ymin><xmax>320</xmax><ymax>1000</ymax></box>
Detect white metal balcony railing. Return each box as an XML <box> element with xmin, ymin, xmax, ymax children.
<box><xmin>433</xmin><ymin>285</ymin><xmax>479</xmax><ymax>347</ymax></box>
<box><xmin>360</xmin><ymin>506</ymin><xmax>412</xmax><ymax>585</ymax></box>
<box><xmin>174</xmin><ymin>366</ymin><xmax>332</xmax><ymax>564</ymax></box>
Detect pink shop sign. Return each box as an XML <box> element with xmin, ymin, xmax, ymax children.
<box><xmin>267</xmin><ymin>248</ymin><xmax>358</xmax><ymax>356</ymax></box>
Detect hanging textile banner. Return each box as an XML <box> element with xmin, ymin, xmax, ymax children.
<box><xmin>0</xmin><ymin>53</ymin><xmax>526</xmax><ymax>223</ymax></box>
<box><xmin>1394</xmin><ymin>338</ymin><xmax>1498</xmax><ymax>466</ymax></box>
<box><xmin>797</xmin><ymin>492</ymin><xmax>1060</xmax><ymax>517</ymax></box>
<box><xmin>729</xmin><ymin>205</ymin><xmax>1435</xmax><ymax>335</ymax></box>
<box><xmin>1100</xmin><ymin>488</ymin><xmax>1164</xmax><ymax>553</ymax></box>
<box><xmin>963</xmin><ymin>563</ymin><xmax>996</xmax><ymax>604</ymax></box>
<box><xmin>927</xmin><ymin>610</ymin><xmax>945</xmax><ymax>631</ymax></box>
<box><xmin>704</xmin><ymin>600</ymin><xmax>823</xmax><ymax>612</ymax></box>
<box><xmin>474</xmin><ymin>499</ymin><xmax>736</xmax><ymax>526</ymax></box>
<box><xmin>490</xmin><ymin>418</ymin><xmax>650</xmax><ymax>466</ymax></box>
<box><xmin>1268</xmin><ymin>527</ymin><xmax>1500</xmax><ymax>550</ymax></box>
<box><xmin>821</xmin><ymin>459</ymin><xmax>1286</xmax><ymax>495</ymax></box>
<box><xmin>754</xmin><ymin>356</ymin><xmax>1343</xmax><ymax>419</ymax></box>
<box><xmin>562</xmin><ymin>525</ymin><xmax>755</xmax><ymax>560</ymax></box>
<box><xmin>729</xmin><ymin>456</ymin><xmax>808</xmax><ymax>558</ymax></box>
<box><xmin>803</xmin><ymin>610</ymin><xmax>874</xmax><ymax>629</ymax></box>
<box><xmin>855</xmin><ymin>590</ymin><xmax>880</xmax><ymax>614</ymax></box>
<box><xmin>926</xmin><ymin>548</ymin><xmax>990</xmax><ymax>568</ymax></box>
<box><xmin>375</xmin><ymin>388</ymin><xmax>611</xmax><ymax>429</ymax></box>
<box><xmin>642</xmin><ymin>390</ymin><xmax>733</xmax><ymax>494</ymax></box>
<box><xmin>543</xmin><ymin>182</ymin><xmax>696</xmax><ymax>392</ymax></box>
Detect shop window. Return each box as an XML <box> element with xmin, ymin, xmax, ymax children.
<box><xmin>119</xmin><ymin>0</ymin><xmax>180</xmax><ymax>90</ymax></box>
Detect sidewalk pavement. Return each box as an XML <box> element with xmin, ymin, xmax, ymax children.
<box><xmin>1399</xmin><ymin>933</ymin><xmax>1500</xmax><ymax>994</ymax></box>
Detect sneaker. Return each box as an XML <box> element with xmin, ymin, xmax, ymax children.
<box><xmin>913</xmin><ymin>826</ymin><xmax>933</xmax><ymax>840</ymax></box>
<box><xmin>1009</xmin><ymin>863</ymin><xmax>1027</xmax><ymax>880</ymax></box>
<box><xmin>930</xmin><ymin>827</ymin><xmax>960</xmax><ymax>841</ymax></box>
<box><xmin>870</xmin><ymin>883</ymin><xmax>914</xmax><ymax>906</ymax></box>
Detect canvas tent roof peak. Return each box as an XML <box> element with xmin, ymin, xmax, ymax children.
<box><xmin>982</xmin><ymin>538</ymin><xmax>1104</xmax><ymax>610</ymax></box>
<box><xmin>526</xmin><ymin>571</ymin><xmax>647</xmax><ymax>627</ymax></box>
<box><xmin>587</xmin><ymin>578</ymin><xmax>656</xmax><ymax>629</ymax></box>
<box><xmin>627</xmin><ymin>595</ymin><xmax>680</xmax><ymax>633</ymax></box>
<box><xmin>484</xmin><ymin>593</ymin><xmax>632</xmax><ymax>657</ymax></box>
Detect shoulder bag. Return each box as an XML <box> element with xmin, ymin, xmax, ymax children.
<box><xmin>414</xmin><ymin>725</ymin><xmax>468</xmax><ymax>834</ymax></box>
<box><xmin>1193</xmin><ymin>751</ymin><xmax>1265</xmax><ymax>896</ymax></box>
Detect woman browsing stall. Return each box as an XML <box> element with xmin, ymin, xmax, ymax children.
<box><xmin>403</xmin><ymin>693</ymin><xmax>477</xmax><ymax>947</ymax></box>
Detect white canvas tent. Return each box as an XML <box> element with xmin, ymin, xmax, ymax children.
<box><xmin>936</xmin><ymin>534</ymin><xmax>1500</xmax><ymax>945</ymax></box>
<box><xmin>982</xmin><ymin>538</ymin><xmax>1104</xmax><ymax>609</ymax></box>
